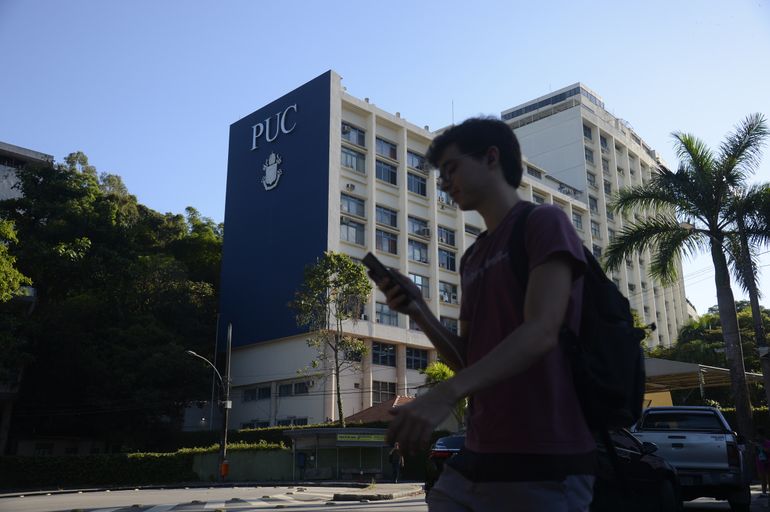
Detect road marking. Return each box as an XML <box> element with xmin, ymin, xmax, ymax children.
<box><xmin>143</xmin><ymin>505</ymin><xmax>176</xmax><ymax>512</ymax></box>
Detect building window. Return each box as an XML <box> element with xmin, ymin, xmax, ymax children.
<box><xmin>585</xmin><ymin>147</ymin><xmax>594</xmax><ymax>165</ymax></box>
<box><xmin>372</xmin><ymin>380</ymin><xmax>396</xmax><ymax>404</ymax></box>
<box><xmin>376</xmin><ymin>160</ymin><xmax>397</xmax><ymax>185</ymax></box>
<box><xmin>409</xmin><ymin>273</ymin><xmax>430</xmax><ymax>299</ymax></box>
<box><xmin>294</xmin><ymin>381</ymin><xmax>309</xmax><ymax>395</ymax></box>
<box><xmin>376</xmin><ymin>205</ymin><xmax>397</xmax><ymax>228</ymax></box>
<box><xmin>604</xmin><ymin>181</ymin><xmax>612</xmax><ymax>195</ymax></box>
<box><xmin>406</xmin><ymin>347</ymin><xmax>428</xmax><ymax>370</ymax></box>
<box><xmin>376</xmin><ymin>138</ymin><xmax>397</xmax><ymax>160</ymax></box>
<box><xmin>606</xmin><ymin>207</ymin><xmax>614</xmax><ymax>220</ymax></box>
<box><xmin>243</xmin><ymin>388</ymin><xmax>257</xmax><ymax>402</ymax></box>
<box><xmin>375</xmin><ymin>303</ymin><xmax>399</xmax><ymax>327</ymax></box>
<box><xmin>436</xmin><ymin>188</ymin><xmax>455</xmax><ymax>205</ymax></box>
<box><xmin>587</xmin><ymin>172</ymin><xmax>597</xmax><ymax>187</ymax></box>
<box><xmin>602</xmin><ymin>158</ymin><xmax>610</xmax><ymax>172</ymax></box>
<box><xmin>617</xmin><ymin>166</ymin><xmax>625</xmax><ymax>175</ymax></box>
<box><xmin>438</xmin><ymin>249</ymin><xmax>456</xmax><ymax>271</ymax></box>
<box><xmin>592</xmin><ymin>244</ymin><xmax>602</xmax><ymax>259</ymax></box>
<box><xmin>409</xmin><ymin>239</ymin><xmax>429</xmax><ymax>263</ymax></box>
<box><xmin>277</xmin><ymin>417</ymin><xmax>308</xmax><ymax>426</ymax></box>
<box><xmin>532</xmin><ymin>193</ymin><xmax>546</xmax><ymax>205</ymax></box>
<box><xmin>341</xmin><ymin>147</ymin><xmax>365</xmax><ymax>173</ymax></box>
<box><xmin>407</xmin><ymin>173</ymin><xmax>427</xmax><ymax>196</ymax></box>
<box><xmin>591</xmin><ymin>220</ymin><xmax>601</xmax><ymax>239</ymax></box>
<box><xmin>608</xmin><ymin>228</ymin><xmax>616</xmax><ymax>241</ymax></box>
<box><xmin>340</xmin><ymin>217</ymin><xmax>364</xmax><ymax>245</ymax></box>
<box><xmin>589</xmin><ymin>196</ymin><xmax>598</xmax><ymax>214</ymax></box>
<box><xmin>341</xmin><ymin>193</ymin><xmax>365</xmax><ymax>217</ymax></box>
<box><xmin>600</xmin><ymin>135</ymin><xmax>608</xmax><ymax>150</ymax></box>
<box><xmin>526</xmin><ymin>166</ymin><xmax>542</xmax><ymax>179</ymax></box>
<box><xmin>583</xmin><ymin>124</ymin><xmax>593</xmax><ymax>140</ymax></box>
<box><xmin>407</xmin><ymin>151</ymin><xmax>426</xmax><ymax>171</ymax></box>
<box><xmin>408</xmin><ymin>216</ymin><xmax>430</xmax><ymax>237</ymax></box>
<box><xmin>439</xmin><ymin>281</ymin><xmax>458</xmax><ymax>304</ymax></box>
<box><xmin>465</xmin><ymin>224</ymin><xmax>482</xmax><ymax>236</ymax></box>
<box><xmin>441</xmin><ymin>316</ymin><xmax>459</xmax><ymax>335</ymax></box>
<box><xmin>572</xmin><ymin>212</ymin><xmax>583</xmax><ymax>230</ymax></box>
<box><xmin>437</xmin><ymin>226</ymin><xmax>456</xmax><ymax>246</ymax></box>
<box><xmin>341</xmin><ymin>123</ymin><xmax>365</xmax><ymax>146</ymax></box>
<box><xmin>278</xmin><ymin>383</ymin><xmax>293</xmax><ymax>397</ymax></box>
<box><xmin>372</xmin><ymin>342</ymin><xmax>396</xmax><ymax>366</ymax></box>
<box><xmin>258</xmin><ymin>386</ymin><xmax>271</xmax><ymax>400</ymax></box>
<box><xmin>376</xmin><ymin>229</ymin><xmax>398</xmax><ymax>254</ymax></box>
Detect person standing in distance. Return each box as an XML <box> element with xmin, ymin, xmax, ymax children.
<box><xmin>370</xmin><ymin>118</ymin><xmax>596</xmax><ymax>511</ymax></box>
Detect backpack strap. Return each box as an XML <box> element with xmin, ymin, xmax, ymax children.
<box><xmin>507</xmin><ymin>202</ymin><xmax>538</xmax><ymax>300</ymax></box>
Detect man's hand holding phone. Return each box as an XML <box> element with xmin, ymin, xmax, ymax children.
<box><xmin>362</xmin><ymin>252</ymin><xmax>424</xmax><ymax>317</ymax></box>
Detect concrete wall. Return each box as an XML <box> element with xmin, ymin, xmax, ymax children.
<box><xmin>193</xmin><ymin>450</ymin><xmax>293</xmax><ymax>482</ymax></box>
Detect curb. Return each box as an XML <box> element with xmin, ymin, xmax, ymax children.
<box><xmin>332</xmin><ymin>487</ymin><xmax>424</xmax><ymax>501</ymax></box>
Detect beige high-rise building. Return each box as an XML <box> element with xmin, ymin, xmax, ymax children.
<box><xmin>502</xmin><ymin>83</ymin><xmax>688</xmax><ymax>347</ymax></box>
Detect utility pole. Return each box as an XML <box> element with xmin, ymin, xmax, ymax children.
<box><xmin>218</xmin><ymin>323</ymin><xmax>232</xmax><ymax>481</ymax></box>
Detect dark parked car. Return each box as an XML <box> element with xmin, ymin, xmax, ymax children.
<box><xmin>425</xmin><ymin>430</ymin><xmax>681</xmax><ymax>512</ymax></box>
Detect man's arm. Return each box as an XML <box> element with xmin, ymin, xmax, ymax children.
<box><xmin>386</xmin><ymin>253</ymin><xmax>574</xmax><ymax>452</ymax></box>
<box><xmin>376</xmin><ymin>271</ymin><xmax>468</xmax><ymax>371</ymax></box>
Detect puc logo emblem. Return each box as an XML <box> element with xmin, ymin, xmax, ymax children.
<box><xmin>261</xmin><ymin>153</ymin><xmax>283</xmax><ymax>191</ymax></box>
<box><xmin>251</xmin><ymin>104</ymin><xmax>297</xmax><ymax>192</ymax></box>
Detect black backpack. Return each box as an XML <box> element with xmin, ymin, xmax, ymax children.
<box><xmin>509</xmin><ymin>202</ymin><xmax>647</xmax><ymax>431</ymax></box>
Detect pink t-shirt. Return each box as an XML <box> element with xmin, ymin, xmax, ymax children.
<box><xmin>459</xmin><ymin>201</ymin><xmax>595</xmax><ymax>455</ymax></box>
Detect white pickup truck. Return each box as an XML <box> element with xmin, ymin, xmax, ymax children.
<box><xmin>631</xmin><ymin>406</ymin><xmax>750</xmax><ymax>512</ymax></box>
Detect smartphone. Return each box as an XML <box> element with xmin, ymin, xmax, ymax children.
<box><xmin>362</xmin><ymin>252</ymin><xmax>417</xmax><ymax>301</ymax></box>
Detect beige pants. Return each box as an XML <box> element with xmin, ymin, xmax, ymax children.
<box><xmin>428</xmin><ymin>464</ymin><xmax>595</xmax><ymax>512</ymax></box>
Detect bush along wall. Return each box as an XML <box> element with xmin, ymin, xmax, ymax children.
<box><xmin>0</xmin><ymin>441</ymin><xmax>285</xmax><ymax>491</ymax></box>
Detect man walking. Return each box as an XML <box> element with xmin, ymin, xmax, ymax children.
<box><xmin>371</xmin><ymin>118</ymin><xmax>596</xmax><ymax>511</ymax></box>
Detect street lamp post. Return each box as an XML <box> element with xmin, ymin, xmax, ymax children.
<box><xmin>186</xmin><ymin>323</ymin><xmax>232</xmax><ymax>482</ymax></box>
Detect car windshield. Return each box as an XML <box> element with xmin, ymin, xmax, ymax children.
<box><xmin>641</xmin><ymin>412</ymin><xmax>725</xmax><ymax>432</ymax></box>
<box><xmin>435</xmin><ymin>435</ymin><xmax>465</xmax><ymax>450</ymax></box>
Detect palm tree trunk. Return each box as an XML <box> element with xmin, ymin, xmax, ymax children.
<box><xmin>711</xmin><ymin>242</ymin><xmax>754</xmax><ymax>440</ymax></box>
<box><xmin>737</xmin><ymin>220</ymin><xmax>770</xmax><ymax>407</ymax></box>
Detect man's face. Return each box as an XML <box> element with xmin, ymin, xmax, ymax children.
<box><xmin>436</xmin><ymin>143</ymin><xmax>487</xmax><ymax>210</ymax></box>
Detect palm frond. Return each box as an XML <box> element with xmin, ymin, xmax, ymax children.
<box><xmin>649</xmin><ymin>227</ymin><xmax>706</xmax><ymax>284</ymax></box>
<box><xmin>724</xmin><ymin>233</ymin><xmax>762</xmax><ymax>299</ymax></box>
<box><xmin>718</xmin><ymin>113</ymin><xmax>769</xmax><ymax>185</ymax></box>
<box><xmin>604</xmin><ymin>216</ymin><xmax>701</xmax><ymax>275</ymax></box>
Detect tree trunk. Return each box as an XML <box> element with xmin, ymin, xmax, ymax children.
<box><xmin>711</xmin><ymin>241</ymin><xmax>754</xmax><ymax>440</ymax></box>
<box><xmin>335</xmin><ymin>337</ymin><xmax>345</xmax><ymax>428</ymax></box>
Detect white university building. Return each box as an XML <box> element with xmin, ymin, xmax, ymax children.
<box><xmin>210</xmin><ymin>71</ymin><xmax>688</xmax><ymax>430</ymax></box>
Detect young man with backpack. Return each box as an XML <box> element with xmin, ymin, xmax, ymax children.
<box><xmin>371</xmin><ymin>117</ymin><xmax>599</xmax><ymax>511</ymax></box>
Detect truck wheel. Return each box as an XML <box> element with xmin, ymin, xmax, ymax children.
<box><xmin>727</xmin><ymin>486</ymin><xmax>751</xmax><ymax>512</ymax></box>
<box><xmin>658</xmin><ymin>480</ymin><xmax>681</xmax><ymax>512</ymax></box>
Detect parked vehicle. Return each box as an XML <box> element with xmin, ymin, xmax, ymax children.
<box><xmin>425</xmin><ymin>430</ymin><xmax>681</xmax><ymax>512</ymax></box>
<box><xmin>631</xmin><ymin>406</ymin><xmax>750</xmax><ymax>512</ymax></box>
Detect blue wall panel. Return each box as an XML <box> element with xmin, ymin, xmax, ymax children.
<box><xmin>219</xmin><ymin>71</ymin><xmax>331</xmax><ymax>348</ymax></box>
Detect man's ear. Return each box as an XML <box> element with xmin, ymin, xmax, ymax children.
<box><xmin>486</xmin><ymin>146</ymin><xmax>500</xmax><ymax>167</ymax></box>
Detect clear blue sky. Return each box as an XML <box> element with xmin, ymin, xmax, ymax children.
<box><xmin>1</xmin><ymin>0</ymin><xmax>769</xmax><ymax>314</ymax></box>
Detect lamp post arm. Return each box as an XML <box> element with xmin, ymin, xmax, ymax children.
<box><xmin>186</xmin><ymin>350</ymin><xmax>225</xmax><ymax>394</ymax></box>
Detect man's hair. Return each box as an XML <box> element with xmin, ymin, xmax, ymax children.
<box><xmin>426</xmin><ymin>117</ymin><xmax>523</xmax><ymax>188</ymax></box>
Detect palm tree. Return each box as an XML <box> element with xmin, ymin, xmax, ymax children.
<box><xmin>605</xmin><ymin>113</ymin><xmax>768</xmax><ymax>440</ymax></box>
<box><xmin>726</xmin><ymin>185</ymin><xmax>770</xmax><ymax>406</ymax></box>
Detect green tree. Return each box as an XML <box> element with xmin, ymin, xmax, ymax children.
<box><xmin>291</xmin><ymin>252</ymin><xmax>372</xmax><ymax>427</ymax></box>
<box><xmin>725</xmin><ymin>184</ymin><xmax>770</xmax><ymax>406</ymax></box>
<box><xmin>0</xmin><ymin>220</ymin><xmax>30</xmax><ymax>302</ymax></box>
<box><xmin>0</xmin><ymin>153</ymin><xmax>220</xmax><ymax>451</ymax></box>
<box><xmin>420</xmin><ymin>361</ymin><xmax>466</xmax><ymax>430</ymax></box>
<box><xmin>606</xmin><ymin>113</ymin><xmax>768</xmax><ymax>440</ymax></box>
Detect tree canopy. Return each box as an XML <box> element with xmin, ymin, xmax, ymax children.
<box><xmin>0</xmin><ymin>153</ymin><xmax>223</xmax><ymax>452</ymax></box>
